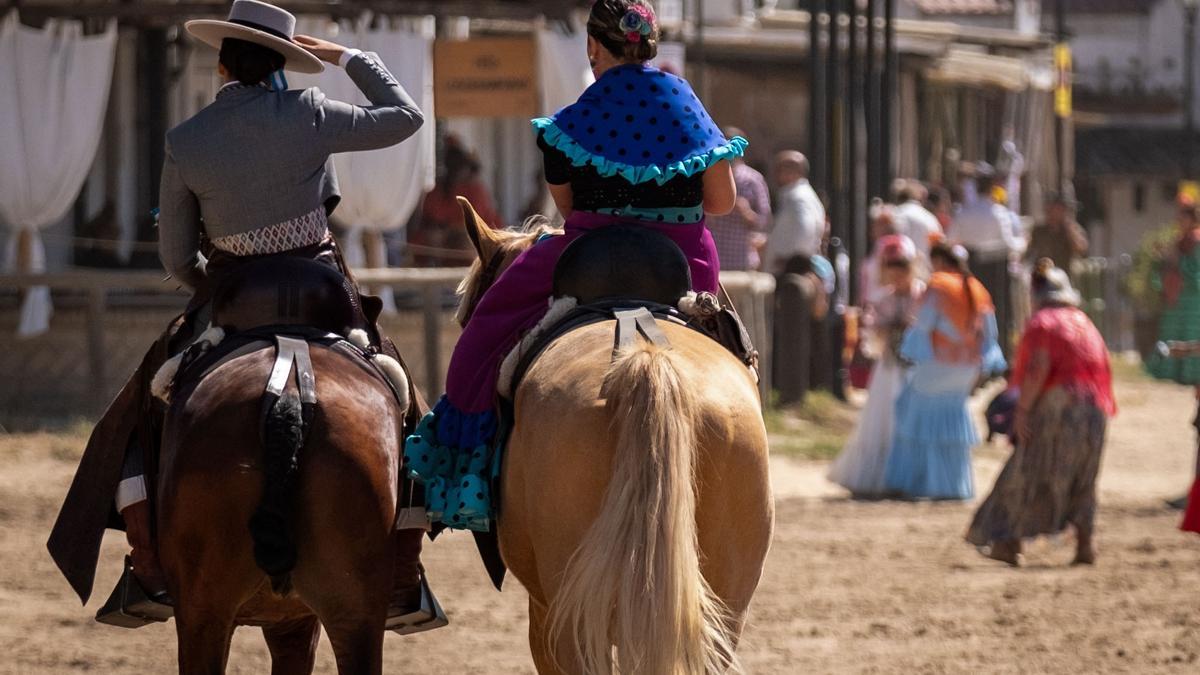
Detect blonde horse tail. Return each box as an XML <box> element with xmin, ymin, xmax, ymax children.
<box><xmin>548</xmin><ymin>343</ymin><xmax>740</xmax><ymax>674</ymax></box>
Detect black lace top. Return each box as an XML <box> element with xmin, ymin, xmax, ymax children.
<box><xmin>538</xmin><ymin>136</ymin><xmax>705</xmax><ymax>224</ymax></box>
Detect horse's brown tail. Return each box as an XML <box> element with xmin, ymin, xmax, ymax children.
<box><xmin>547</xmin><ymin>342</ymin><xmax>740</xmax><ymax>674</ymax></box>
<box><xmin>248</xmin><ymin>394</ymin><xmax>305</xmax><ymax>594</ymax></box>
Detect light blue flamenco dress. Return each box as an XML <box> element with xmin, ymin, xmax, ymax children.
<box><xmin>883</xmin><ymin>301</ymin><xmax>1007</xmax><ymax>500</ymax></box>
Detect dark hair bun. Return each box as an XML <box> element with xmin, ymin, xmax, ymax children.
<box><xmin>588</xmin><ymin>0</ymin><xmax>659</xmax><ymax>63</ymax></box>
<box><xmin>218</xmin><ymin>38</ymin><xmax>286</xmax><ymax>86</ymax></box>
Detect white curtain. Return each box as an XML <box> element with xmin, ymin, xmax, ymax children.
<box><xmin>290</xmin><ymin>16</ymin><xmax>435</xmax><ymax>310</ymax></box>
<box><xmin>537</xmin><ymin>22</ymin><xmax>593</xmax><ymax>115</ymax></box>
<box><xmin>0</xmin><ymin>12</ymin><xmax>117</xmax><ymax>336</ymax></box>
<box><xmin>532</xmin><ymin>22</ymin><xmax>594</xmax><ymax>218</ymax></box>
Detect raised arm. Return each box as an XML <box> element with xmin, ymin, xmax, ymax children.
<box><xmin>157</xmin><ymin>141</ymin><xmax>205</xmax><ymax>291</ymax></box>
<box><xmin>295</xmin><ymin>36</ymin><xmax>424</xmax><ymax>154</ymax></box>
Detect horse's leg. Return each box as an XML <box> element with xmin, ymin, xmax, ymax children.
<box><xmin>162</xmin><ymin>459</ymin><xmax>263</xmax><ymax>675</ymax></box>
<box><xmin>262</xmin><ymin>616</ymin><xmax>321</xmax><ymax>675</ymax></box>
<box><xmin>303</xmin><ymin>594</ymin><xmax>386</xmax><ymax>675</ymax></box>
<box><xmin>174</xmin><ymin>605</ymin><xmax>237</xmax><ymax>675</ymax></box>
<box><xmin>290</xmin><ymin>443</ymin><xmax>394</xmax><ymax>675</ymax></box>
<box><xmin>528</xmin><ymin>596</ymin><xmax>569</xmax><ymax>675</ymax></box>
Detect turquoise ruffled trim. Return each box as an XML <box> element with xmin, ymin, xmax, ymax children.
<box><xmin>403</xmin><ymin>397</ymin><xmax>498</xmax><ymax>532</ymax></box>
<box><xmin>532</xmin><ymin>117</ymin><xmax>748</xmax><ymax>187</ymax></box>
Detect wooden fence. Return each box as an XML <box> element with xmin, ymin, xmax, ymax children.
<box><xmin>0</xmin><ymin>269</ymin><xmax>775</xmax><ymax>423</ymax></box>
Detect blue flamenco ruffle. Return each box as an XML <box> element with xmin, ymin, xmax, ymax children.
<box><xmin>883</xmin><ymin>363</ymin><xmax>979</xmax><ymax>500</ymax></box>
<box><xmin>532</xmin><ymin>117</ymin><xmax>748</xmax><ymax>187</ymax></box>
<box><xmin>403</xmin><ymin>396</ymin><xmax>499</xmax><ymax>532</ymax></box>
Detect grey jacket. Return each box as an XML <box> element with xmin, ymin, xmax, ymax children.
<box><xmin>158</xmin><ymin>52</ymin><xmax>424</xmax><ymax>289</ymax></box>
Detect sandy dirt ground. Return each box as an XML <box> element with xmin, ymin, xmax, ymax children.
<box><xmin>2</xmin><ymin>370</ymin><xmax>1200</xmax><ymax>674</ymax></box>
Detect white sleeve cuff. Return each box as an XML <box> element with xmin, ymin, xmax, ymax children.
<box><xmin>115</xmin><ymin>476</ymin><xmax>148</xmax><ymax>512</ymax></box>
<box><xmin>338</xmin><ymin>48</ymin><xmax>363</xmax><ymax>68</ymax></box>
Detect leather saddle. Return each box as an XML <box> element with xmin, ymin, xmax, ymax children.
<box><xmin>553</xmin><ymin>225</ymin><xmax>692</xmax><ymax>306</ymax></box>
<box><xmin>211</xmin><ymin>256</ymin><xmax>361</xmax><ymax>336</ymax></box>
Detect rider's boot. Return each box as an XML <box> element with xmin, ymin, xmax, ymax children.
<box><xmin>385</xmin><ymin>527</ymin><xmax>447</xmax><ymax>634</ymax></box>
<box><xmin>390</xmin><ymin>528</ymin><xmax>423</xmax><ymax>610</ymax></box>
<box><xmin>120</xmin><ymin>500</ymin><xmax>170</xmax><ymax>602</ymax></box>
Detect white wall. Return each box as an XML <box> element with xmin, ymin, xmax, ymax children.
<box><xmin>1067</xmin><ymin>0</ymin><xmax>1200</xmax><ymax>119</ymax></box>
<box><xmin>1093</xmin><ymin>176</ymin><xmax>1181</xmax><ymax>258</ymax></box>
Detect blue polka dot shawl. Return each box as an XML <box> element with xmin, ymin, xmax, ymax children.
<box><xmin>532</xmin><ymin>64</ymin><xmax>747</xmax><ymax>187</ymax></box>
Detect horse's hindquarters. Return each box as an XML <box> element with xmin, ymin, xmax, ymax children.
<box><xmin>158</xmin><ymin>344</ymin><xmax>404</xmax><ymax>672</ymax></box>
<box><xmin>499</xmin><ymin>321</ymin><xmax>773</xmax><ymax>672</ymax></box>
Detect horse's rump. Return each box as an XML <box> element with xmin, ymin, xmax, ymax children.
<box><xmin>159</xmin><ymin>341</ymin><xmax>404</xmax><ymax>623</ymax></box>
<box><xmin>501</xmin><ymin>320</ymin><xmax>772</xmax><ymax>673</ymax></box>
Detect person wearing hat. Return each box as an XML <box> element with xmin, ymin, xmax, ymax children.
<box><xmin>1024</xmin><ymin>192</ymin><xmax>1089</xmax><ymax>275</ymax></box>
<box><xmin>48</xmin><ymin>0</ymin><xmax>429</xmax><ymax>625</ymax></box>
<box><xmin>829</xmin><ymin>234</ymin><xmax>925</xmax><ymax>497</ymax></box>
<box><xmin>968</xmin><ymin>259</ymin><xmax>1116</xmax><ymax>566</ymax></box>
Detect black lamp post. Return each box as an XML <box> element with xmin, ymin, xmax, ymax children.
<box><xmin>1184</xmin><ymin>0</ymin><xmax>1198</xmax><ymax>180</ymax></box>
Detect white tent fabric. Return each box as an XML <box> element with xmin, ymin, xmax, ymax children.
<box><xmin>533</xmin><ymin>22</ymin><xmax>593</xmax><ymax>218</ymax></box>
<box><xmin>290</xmin><ymin>17</ymin><xmax>435</xmax><ymax>234</ymax></box>
<box><xmin>0</xmin><ymin>12</ymin><xmax>117</xmax><ymax>336</ymax></box>
<box><xmin>537</xmin><ymin>23</ymin><xmax>593</xmax><ymax>115</ymax></box>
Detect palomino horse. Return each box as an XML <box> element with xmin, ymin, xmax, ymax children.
<box><xmin>157</xmin><ymin>322</ymin><xmax>407</xmax><ymax>673</ymax></box>
<box><xmin>456</xmin><ymin>198</ymin><xmax>774</xmax><ymax>674</ymax></box>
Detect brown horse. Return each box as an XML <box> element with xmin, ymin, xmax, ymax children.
<box><xmin>456</xmin><ymin>198</ymin><xmax>774</xmax><ymax>674</ymax></box>
<box><xmin>157</xmin><ymin>338</ymin><xmax>405</xmax><ymax>674</ymax></box>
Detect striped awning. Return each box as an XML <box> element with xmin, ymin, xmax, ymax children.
<box><xmin>925</xmin><ymin>48</ymin><xmax>1051</xmax><ymax>91</ymax></box>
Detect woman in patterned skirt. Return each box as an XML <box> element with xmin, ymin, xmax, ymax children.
<box><xmin>967</xmin><ymin>260</ymin><xmax>1116</xmax><ymax>565</ymax></box>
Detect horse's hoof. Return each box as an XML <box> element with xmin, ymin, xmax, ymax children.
<box><xmin>1072</xmin><ymin>549</ymin><xmax>1097</xmax><ymax>566</ymax></box>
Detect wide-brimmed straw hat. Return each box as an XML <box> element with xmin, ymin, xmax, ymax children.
<box><xmin>185</xmin><ymin>0</ymin><xmax>323</xmax><ymax>74</ymax></box>
<box><xmin>1032</xmin><ymin>258</ymin><xmax>1081</xmax><ymax>307</ymax></box>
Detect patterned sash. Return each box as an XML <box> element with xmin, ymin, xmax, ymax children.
<box><xmin>210</xmin><ymin>207</ymin><xmax>329</xmax><ymax>257</ymax></box>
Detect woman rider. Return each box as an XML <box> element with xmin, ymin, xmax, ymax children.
<box><xmin>405</xmin><ymin>0</ymin><xmax>743</xmax><ymax>532</ymax></box>
<box><xmin>48</xmin><ymin>0</ymin><xmax>429</xmax><ymax>623</ymax></box>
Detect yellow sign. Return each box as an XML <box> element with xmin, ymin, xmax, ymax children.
<box><xmin>1054</xmin><ymin>42</ymin><xmax>1072</xmax><ymax>118</ymax></box>
<box><xmin>1180</xmin><ymin>180</ymin><xmax>1200</xmax><ymax>203</ymax></box>
<box><xmin>434</xmin><ymin>38</ymin><xmax>538</xmax><ymax>118</ymax></box>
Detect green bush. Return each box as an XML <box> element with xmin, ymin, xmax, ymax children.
<box><xmin>1123</xmin><ymin>223</ymin><xmax>1178</xmax><ymax>315</ymax></box>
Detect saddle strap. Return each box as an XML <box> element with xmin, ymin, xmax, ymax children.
<box><xmin>267</xmin><ymin>336</ymin><xmax>317</xmax><ymax>404</ymax></box>
<box><xmin>613</xmin><ymin>307</ymin><xmax>671</xmax><ymax>357</ymax></box>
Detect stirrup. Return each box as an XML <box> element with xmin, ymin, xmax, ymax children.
<box><xmin>95</xmin><ymin>556</ymin><xmax>174</xmax><ymax>628</ymax></box>
<box><xmin>385</xmin><ymin>565</ymin><xmax>448</xmax><ymax>636</ymax></box>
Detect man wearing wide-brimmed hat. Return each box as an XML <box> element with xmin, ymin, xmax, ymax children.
<box><xmin>48</xmin><ymin>0</ymin><xmax>434</xmax><ymax>632</ymax></box>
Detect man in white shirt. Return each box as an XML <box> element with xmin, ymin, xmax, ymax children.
<box><xmin>764</xmin><ymin>150</ymin><xmax>826</xmax><ymax>273</ymax></box>
<box><xmin>890</xmin><ymin>179</ymin><xmax>943</xmax><ymax>269</ymax></box>
<box><xmin>952</xmin><ymin>174</ymin><xmax>1023</xmax><ymax>355</ymax></box>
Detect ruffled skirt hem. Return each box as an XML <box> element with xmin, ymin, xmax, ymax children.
<box><xmin>403</xmin><ymin>396</ymin><xmax>498</xmax><ymax>532</ymax></box>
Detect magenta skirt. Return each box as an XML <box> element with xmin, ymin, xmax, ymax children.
<box><xmin>446</xmin><ymin>210</ymin><xmax>720</xmax><ymax>413</ymax></box>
